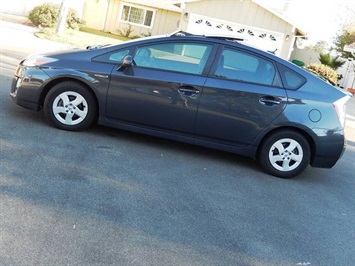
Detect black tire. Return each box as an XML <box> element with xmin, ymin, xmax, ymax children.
<box><xmin>44</xmin><ymin>81</ymin><xmax>97</xmax><ymax>131</ymax></box>
<box><xmin>258</xmin><ymin>130</ymin><xmax>311</xmax><ymax>178</ymax></box>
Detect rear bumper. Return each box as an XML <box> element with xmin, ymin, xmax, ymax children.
<box><xmin>310</xmin><ymin>130</ymin><xmax>346</xmax><ymax>168</ymax></box>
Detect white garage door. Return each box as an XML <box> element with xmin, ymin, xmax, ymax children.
<box><xmin>186</xmin><ymin>13</ymin><xmax>284</xmax><ymax>57</ymax></box>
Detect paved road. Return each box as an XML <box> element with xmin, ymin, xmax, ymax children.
<box><xmin>1</xmin><ymin>20</ymin><xmax>355</xmax><ymax>266</ymax></box>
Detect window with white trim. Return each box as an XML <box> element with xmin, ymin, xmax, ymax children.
<box><xmin>121</xmin><ymin>5</ymin><xmax>155</xmax><ymax>27</ymax></box>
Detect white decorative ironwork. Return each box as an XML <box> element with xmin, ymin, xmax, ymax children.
<box><xmin>186</xmin><ymin>13</ymin><xmax>284</xmax><ymax>56</ymax></box>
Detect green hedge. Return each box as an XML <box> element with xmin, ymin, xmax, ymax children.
<box><xmin>28</xmin><ymin>3</ymin><xmax>84</xmax><ymax>29</ymax></box>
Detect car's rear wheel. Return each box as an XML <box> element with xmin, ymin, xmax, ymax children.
<box><xmin>44</xmin><ymin>81</ymin><xmax>97</xmax><ymax>131</ymax></box>
<box><xmin>258</xmin><ymin>130</ymin><xmax>311</xmax><ymax>178</ymax></box>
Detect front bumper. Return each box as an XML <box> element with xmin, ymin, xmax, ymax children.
<box><xmin>10</xmin><ymin>66</ymin><xmax>50</xmax><ymax>111</ymax></box>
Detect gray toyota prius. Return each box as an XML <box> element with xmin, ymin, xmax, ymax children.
<box><xmin>10</xmin><ymin>32</ymin><xmax>351</xmax><ymax>178</ymax></box>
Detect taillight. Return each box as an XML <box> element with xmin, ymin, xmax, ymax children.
<box><xmin>333</xmin><ymin>96</ymin><xmax>351</xmax><ymax>128</ymax></box>
<box><xmin>22</xmin><ymin>56</ymin><xmax>59</xmax><ymax>67</ymax></box>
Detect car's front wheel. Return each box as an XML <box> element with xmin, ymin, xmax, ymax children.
<box><xmin>44</xmin><ymin>81</ymin><xmax>97</xmax><ymax>131</ymax></box>
<box><xmin>258</xmin><ymin>130</ymin><xmax>311</xmax><ymax>178</ymax></box>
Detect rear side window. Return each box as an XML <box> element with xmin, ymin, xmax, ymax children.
<box><xmin>277</xmin><ymin>63</ymin><xmax>306</xmax><ymax>90</ymax></box>
<box><xmin>214</xmin><ymin>48</ymin><xmax>278</xmax><ymax>86</ymax></box>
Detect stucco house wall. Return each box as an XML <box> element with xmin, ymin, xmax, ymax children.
<box><xmin>82</xmin><ymin>0</ymin><xmax>109</xmax><ymax>30</ymax></box>
<box><xmin>83</xmin><ymin>0</ymin><xmax>181</xmax><ymax>37</ymax></box>
<box><xmin>290</xmin><ymin>48</ymin><xmax>321</xmax><ymax>65</ymax></box>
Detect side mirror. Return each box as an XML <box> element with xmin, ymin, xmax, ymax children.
<box><xmin>117</xmin><ymin>55</ymin><xmax>133</xmax><ymax>71</ymax></box>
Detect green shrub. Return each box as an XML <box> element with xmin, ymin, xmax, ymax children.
<box><xmin>28</xmin><ymin>3</ymin><xmax>59</xmax><ymax>28</ymax></box>
<box><xmin>305</xmin><ymin>63</ymin><xmax>338</xmax><ymax>85</ymax></box>
<box><xmin>28</xmin><ymin>3</ymin><xmax>84</xmax><ymax>29</ymax></box>
<box><xmin>117</xmin><ymin>25</ymin><xmax>133</xmax><ymax>38</ymax></box>
<box><xmin>66</xmin><ymin>9</ymin><xmax>85</xmax><ymax>30</ymax></box>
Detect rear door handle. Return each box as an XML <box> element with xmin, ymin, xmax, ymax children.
<box><xmin>259</xmin><ymin>96</ymin><xmax>281</xmax><ymax>106</ymax></box>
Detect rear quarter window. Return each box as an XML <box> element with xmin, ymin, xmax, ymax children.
<box><xmin>277</xmin><ymin>63</ymin><xmax>306</xmax><ymax>90</ymax></box>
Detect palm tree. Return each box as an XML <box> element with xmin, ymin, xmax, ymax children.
<box><xmin>319</xmin><ymin>53</ymin><xmax>346</xmax><ymax>70</ymax></box>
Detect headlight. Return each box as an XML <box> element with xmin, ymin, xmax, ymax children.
<box><xmin>22</xmin><ymin>56</ymin><xmax>59</xmax><ymax>67</ymax></box>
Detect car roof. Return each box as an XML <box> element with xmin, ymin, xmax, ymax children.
<box><xmin>103</xmin><ymin>31</ymin><xmax>304</xmax><ymax>74</ymax></box>
<box><xmin>169</xmin><ymin>30</ymin><xmax>246</xmax><ymax>42</ymax></box>
<box><xmin>166</xmin><ymin>31</ymin><xmax>285</xmax><ymax>61</ymax></box>
<box><xmin>106</xmin><ymin>31</ymin><xmax>266</xmax><ymax>55</ymax></box>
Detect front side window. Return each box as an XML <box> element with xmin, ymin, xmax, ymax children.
<box><xmin>121</xmin><ymin>5</ymin><xmax>154</xmax><ymax>27</ymax></box>
<box><xmin>133</xmin><ymin>42</ymin><xmax>213</xmax><ymax>75</ymax></box>
<box><xmin>215</xmin><ymin>48</ymin><xmax>278</xmax><ymax>86</ymax></box>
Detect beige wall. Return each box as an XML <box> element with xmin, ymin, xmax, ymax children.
<box><xmin>83</xmin><ymin>0</ymin><xmax>180</xmax><ymax>37</ymax></box>
<box><xmin>83</xmin><ymin>0</ymin><xmax>109</xmax><ymax>30</ymax></box>
<box><xmin>179</xmin><ymin>0</ymin><xmax>296</xmax><ymax>59</ymax></box>
<box><xmin>290</xmin><ymin>48</ymin><xmax>320</xmax><ymax>65</ymax></box>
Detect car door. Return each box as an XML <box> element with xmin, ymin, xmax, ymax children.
<box><xmin>195</xmin><ymin>46</ymin><xmax>287</xmax><ymax>146</ymax></box>
<box><xmin>106</xmin><ymin>41</ymin><xmax>214</xmax><ymax>135</ymax></box>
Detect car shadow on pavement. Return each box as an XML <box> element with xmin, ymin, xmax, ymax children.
<box><xmin>91</xmin><ymin>124</ymin><xmax>261</xmax><ymax>174</ymax></box>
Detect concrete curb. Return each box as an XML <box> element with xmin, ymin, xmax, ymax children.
<box><xmin>0</xmin><ymin>13</ymin><xmax>29</xmax><ymax>24</ymax></box>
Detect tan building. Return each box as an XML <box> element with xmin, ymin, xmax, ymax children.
<box><xmin>82</xmin><ymin>0</ymin><xmax>182</xmax><ymax>37</ymax></box>
<box><xmin>82</xmin><ymin>0</ymin><xmax>306</xmax><ymax>59</ymax></box>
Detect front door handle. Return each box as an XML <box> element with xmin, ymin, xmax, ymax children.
<box><xmin>178</xmin><ymin>86</ymin><xmax>200</xmax><ymax>96</ymax></box>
